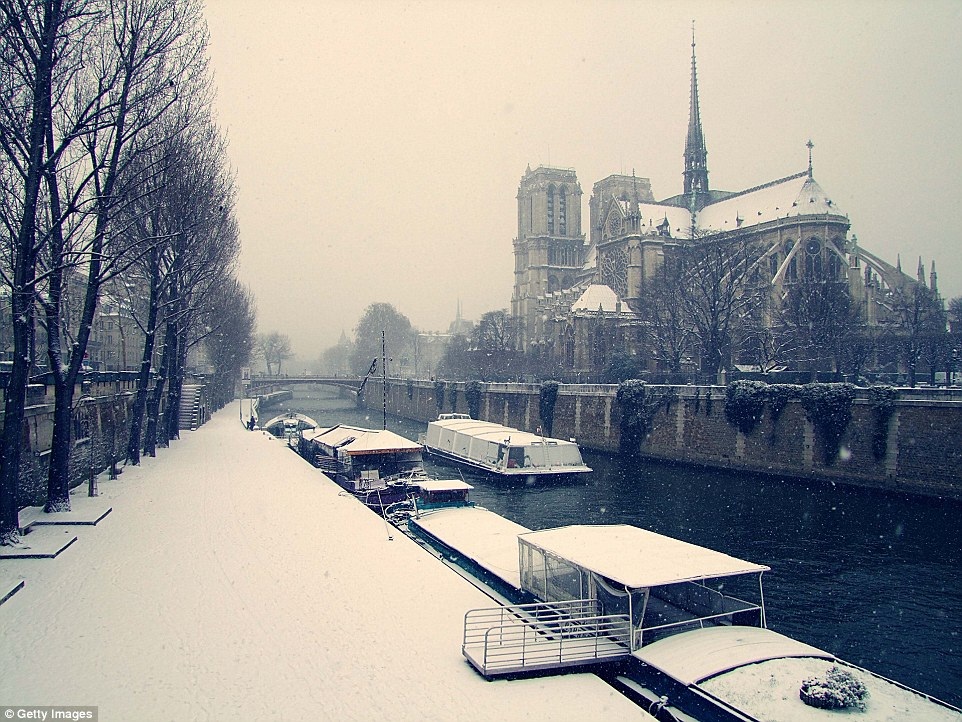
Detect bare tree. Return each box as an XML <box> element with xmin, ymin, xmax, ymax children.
<box><xmin>258</xmin><ymin>331</ymin><xmax>292</xmax><ymax>376</ymax></box>
<box><xmin>38</xmin><ymin>0</ymin><xmax>208</xmax><ymax>512</ymax></box>
<box><xmin>777</xmin><ymin>277</ymin><xmax>860</xmax><ymax>376</ymax></box>
<box><xmin>678</xmin><ymin>238</ymin><xmax>764</xmax><ymax>377</ymax></box>
<box><xmin>0</xmin><ymin>0</ymin><xmax>99</xmax><ymax>544</ymax></box>
<box><xmin>638</xmin><ymin>256</ymin><xmax>694</xmax><ymax>372</ymax></box>
<box><xmin>888</xmin><ymin>282</ymin><xmax>945</xmax><ymax>387</ymax></box>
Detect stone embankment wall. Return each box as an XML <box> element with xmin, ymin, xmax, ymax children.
<box><xmin>362</xmin><ymin>379</ymin><xmax>962</xmax><ymax>501</ymax></box>
<box><xmin>2</xmin><ymin>378</ymin><xmax>141</xmax><ymax>507</ymax></box>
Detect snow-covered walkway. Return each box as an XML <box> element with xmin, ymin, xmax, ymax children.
<box><xmin>0</xmin><ymin>405</ymin><xmax>649</xmax><ymax>721</ymax></box>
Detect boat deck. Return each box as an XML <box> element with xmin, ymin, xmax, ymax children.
<box><xmin>632</xmin><ymin>626</ymin><xmax>833</xmax><ymax>686</ymax></box>
<box><xmin>462</xmin><ymin>601</ymin><xmax>631</xmax><ymax>677</ymax></box>
<box><xmin>409</xmin><ymin>505</ymin><xmax>529</xmax><ymax>591</ymax></box>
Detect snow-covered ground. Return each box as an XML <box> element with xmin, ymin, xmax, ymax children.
<box><xmin>0</xmin><ymin>405</ymin><xmax>651</xmax><ymax>721</ymax></box>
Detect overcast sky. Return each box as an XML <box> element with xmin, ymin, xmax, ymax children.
<box><xmin>203</xmin><ymin>0</ymin><xmax>962</xmax><ymax>364</ymax></box>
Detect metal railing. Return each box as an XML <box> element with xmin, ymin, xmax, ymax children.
<box><xmin>462</xmin><ymin>599</ymin><xmax>631</xmax><ymax>676</ymax></box>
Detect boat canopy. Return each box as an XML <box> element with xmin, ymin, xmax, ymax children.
<box><xmin>430</xmin><ymin>417</ymin><xmax>575</xmax><ymax>448</ymax></box>
<box><xmin>411</xmin><ymin>479</ymin><xmax>474</xmax><ymax>493</ymax></box>
<box><xmin>518</xmin><ymin>525</ymin><xmax>769</xmax><ymax>590</ymax></box>
<box><xmin>304</xmin><ymin>425</ymin><xmax>422</xmax><ymax>456</ymax></box>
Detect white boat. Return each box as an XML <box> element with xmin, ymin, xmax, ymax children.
<box><xmin>408</xmin><ymin>511</ymin><xmax>962</xmax><ymax>720</ymax></box>
<box><xmin>421</xmin><ymin>413</ymin><xmax>591</xmax><ymax>480</ymax></box>
<box><xmin>298</xmin><ymin>424</ymin><xmax>427</xmax><ymax>509</ymax></box>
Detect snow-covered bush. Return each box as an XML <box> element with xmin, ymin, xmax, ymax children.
<box><xmin>539</xmin><ymin>380</ymin><xmax>559</xmax><ymax>436</ymax></box>
<box><xmin>465</xmin><ymin>380</ymin><xmax>482</xmax><ymax>419</ymax></box>
<box><xmin>798</xmin><ymin>383</ymin><xmax>856</xmax><ymax>465</ymax></box>
<box><xmin>724</xmin><ymin>380</ymin><xmax>768</xmax><ymax>435</ymax></box>
<box><xmin>869</xmin><ymin>385</ymin><xmax>898</xmax><ymax>461</ymax></box>
<box><xmin>799</xmin><ymin>665</ymin><xmax>869</xmax><ymax>711</ymax></box>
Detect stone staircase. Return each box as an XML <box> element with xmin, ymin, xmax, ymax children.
<box><xmin>178</xmin><ymin>384</ymin><xmax>205</xmax><ymax>431</ymax></box>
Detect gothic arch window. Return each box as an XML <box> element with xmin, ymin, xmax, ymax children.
<box><xmin>805</xmin><ymin>238</ymin><xmax>822</xmax><ymax>279</ymax></box>
<box><xmin>592</xmin><ymin>326</ymin><xmax>608</xmax><ymax>368</ymax></box>
<box><xmin>563</xmin><ymin>326</ymin><xmax>575</xmax><ymax>368</ymax></box>
<box><xmin>559</xmin><ymin>186</ymin><xmax>568</xmax><ymax>236</ymax></box>
<box><xmin>769</xmin><ymin>252</ymin><xmax>779</xmax><ymax>280</ymax></box>
<box><xmin>547</xmin><ymin>184</ymin><xmax>555</xmax><ymax>235</ymax></box>
<box><xmin>548</xmin><ymin>274</ymin><xmax>559</xmax><ymax>292</ymax></box>
<box><xmin>828</xmin><ymin>252</ymin><xmax>841</xmax><ymax>281</ymax></box>
<box><xmin>787</xmin><ymin>256</ymin><xmax>798</xmax><ymax>283</ymax></box>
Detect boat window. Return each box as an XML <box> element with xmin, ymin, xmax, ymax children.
<box><xmin>507</xmin><ymin>447</ymin><xmax>524</xmax><ymax>468</ymax></box>
<box><xmin>545</xmin><ymin>554</ymin><xmax>582</xmax><ymax>601</ymax></box>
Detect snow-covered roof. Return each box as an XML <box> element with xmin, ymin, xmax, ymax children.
<box><xmin>634</xmin><ymin>626</ymin><xmax>831</xmax><ymax>686</ymax></box>
<box><xmin>304</xmin><ymin>424</ymin><xmax>422</xmax><ymax>455</ymax></box>
<box><xmin>430</xmin><ymin>417</ymin><xmax>578</xmax><ymax>447</ymax></box>
<box><xmin>696</xmin><ymin>173</ymin><xmax>844</xmax><ymax>234</ymax></box>
<box><xmin>412</xmin><ymin>506</ymin><xmax>531</xmax><ymax>590</ymax></box>
<box><xmin>571</xmin><ymin>284</ymin><xmax>622</xmax><ymax>313</ymax></box>
<box><xmin>638</xmin><ymin>203</ymin><xmax>691</xmax><ymax>238</ymax></box>
<box><xmin>518</xmin><ymin>525</ymin><xmax>769</xmax><ymax>589</ymax></box>
<box><xmin>412</xmin><ymin>479</ymin><xmax>473</xmax><ymax>492</ymax></box>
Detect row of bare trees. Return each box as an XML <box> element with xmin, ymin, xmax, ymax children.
<box><xmin>0</xmin><ymin>0</ymin><xmax>255</xmax><ymax>545</ymax></box>
<box><xmin>639</xmin><ymin>238</ymin><xmax>951</xmax><ymax>382</ymax></box>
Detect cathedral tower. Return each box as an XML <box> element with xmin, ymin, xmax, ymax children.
<box><xmin>511</xmin><ymin>165</ymin><xmax>584</xmax><ymax>350</ymax></box>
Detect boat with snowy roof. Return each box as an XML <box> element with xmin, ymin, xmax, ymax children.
<box><xmin>298</xmin><ymin>424</ymin><xmax>428</xmax><ymax>509</ymax></box>
<box><xmin>405</xmin><ymin>507</ymin><xmax>962</xmax><ymax>722</ymax></box>
<box><xmin>421</xmin><ymin>414</ymin><xmax>591</xmax><ymax>481</ymax></box>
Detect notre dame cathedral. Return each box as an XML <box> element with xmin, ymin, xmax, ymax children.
<box><xmin>511</xmin><ymin>37</ymin><xmax>940</xmax><ymax>379</ymax></box>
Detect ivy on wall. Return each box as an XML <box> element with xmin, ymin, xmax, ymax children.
<box><xmin>869</xmin><ymin>385</ymin><xmax>898</xmax><ymax>461</ymax></box>
<box><xmin>539</xmin><ymin>380</ymin><xmax>560</xmax><ymax>436</ymax></box>
<box><xmin>449</xmin><ymin>386</ymin><xmax>459</xmax><ymax>412</ymax></box>
<box><xmin>433</xmin><ymin>380</ymin><xmax>445</xmax><ymax>414</ymax></box>
<box><xmin>465</xmin><ymin>380</ymin><xmax>482</xmax><ymax>419</ymax></box>
<box><xmin>724</xmin><ymin>380</ymin><xmax>768</xmax><ymax>435</ymax></box>
<box><xmin>406</xmin><ymin>378</ymin><xmax>414</xmax><ymax>400</ymax></box>
<box><xmin>616</xmin><ymin>380</ymin><xmax>675</xmax><ymax>456</ymax></box>
<box><xmin>765</xmin><ymin>383</ymin><xmax>800</xmax><ymax>443</ymax></box>
<box><xmin>798</xmin><ymin>383</ymin><xmax>856</xmax><ymax>465</ymax></box>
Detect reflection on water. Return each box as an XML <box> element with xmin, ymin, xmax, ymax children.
<box><xmin>268</xmin><ymin>386</ymin><xmax>962</xmax><ymax>706</ymax></box>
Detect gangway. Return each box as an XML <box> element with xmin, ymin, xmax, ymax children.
<box><xmin>462</xmin><ymin>598</ymin><xmax>631</xmax><ymax>677</ymax></box>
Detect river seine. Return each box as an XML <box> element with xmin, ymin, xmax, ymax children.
<box><xmin>262</xmin><ymin>385</ymin><xmax>962</xmax><ymax>707</ymax></box>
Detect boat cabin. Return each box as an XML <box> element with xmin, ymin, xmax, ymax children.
<box><xmin>424</xmin><ymin>414</ymin><xmax>590</xmax><ymax>477</ymax></box>
<box><xmin>300</xmin><ymin>425</ymin><xmax>425</xmax><ymax>489</ymax></box>
<box><xmin>411</xmin><ymin>479</ymin><xmax>474</xmax><ymax>510</ymax></box>
<box><xmin>517</xmin><ymin>524</ymin><xmax>769</xmax><ymax>650</ymax></box>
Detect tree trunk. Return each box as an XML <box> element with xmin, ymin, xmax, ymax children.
<box><xmin>126</xmin><ymin>248</ymin><xmax>161</xmax><ymax>465</ymax></box>
<box><xmin>44</xmin><ymin>378</ymin><xmax>75</xmax><ymax>512</ymax></box>
<box><xmin>0</xmin><ymin>0</ymin><xmax>61</xmax><ymax>544</ymax></box>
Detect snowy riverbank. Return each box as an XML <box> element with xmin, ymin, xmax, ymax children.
<box><xmin>0</xmin><ymin>405</ymin><xmax>650</xmax><ymax>721</ymax></box>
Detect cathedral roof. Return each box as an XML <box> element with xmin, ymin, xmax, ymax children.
<box><xmin>695</xmin><ymin>172</ymin><xmax>844</xmax><ymax>234</ymax></box>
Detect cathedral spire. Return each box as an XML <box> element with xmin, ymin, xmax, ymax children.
<box><xmin>684</xmin><ymin>22</ymin><xmax>709</xmax><ymax>198</ymax></box>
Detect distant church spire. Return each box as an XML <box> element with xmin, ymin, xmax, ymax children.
<box><xmin>684</xmin><ymin>22</ymin><xmax>709</xmax><ymax>198</ymax></box>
